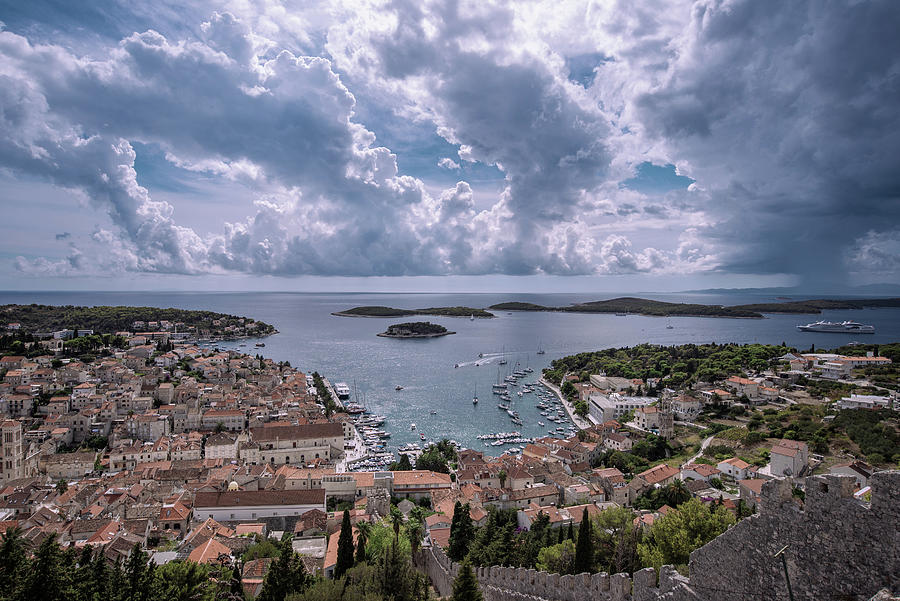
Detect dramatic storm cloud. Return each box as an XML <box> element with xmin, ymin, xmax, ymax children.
<box><xmin>0</xmin><ymin>0</ymin><xmax>898</xmax><ymax>285</ymax></box>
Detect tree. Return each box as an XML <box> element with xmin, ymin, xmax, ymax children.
<box><xmin>392</xmin><ymin>454</ymin><xmax>413</xmax><ymax>471</ymax></box>
<box><xmin>15</xmin><ymin>534</ymin><xmax>66</xmax><ymax>601</ymax></box>
<box><xmin>55</xmin><ymin>479</ymin><xmax>68</xmax><ymax>495</ymax></box>
<box><xmin>406</xmin><ymin>520</ymin><xmax>424</xmax><ymax>557</ymax></box>
<box><xmin>355</xmin><ymin>520</ymin><xmax>372</xmax><ymax>563</ymax></box>
<box><xmin>155</xmin><ymin>561</ymin><xmax>212</xmax><ymax>601</ymax></box>
<box><xmin>638</xmin><ymin>498</ymin><xmax>736</xmax><ymax>570</ymax></box>
<box><xmin>123</xmin><ymin>544</ymin><xmax>156</xmax><ymax>601</ymax></box>
<box><xmin>536</xmin><ymin>540</ymin><xmax>576</xmax><ymax>574</ymax></box>
<box><xmin>448</xmin><ymin>503</ymin><xmax>474</xmax><ymax>562</ymax></box>
<box><xmin>389</xmin><ymin>506</ymin><xmax>404</xmax><ymax>540</ymax></box>
<box><xmin>451</xmin><ymin>562</ymin><xmax>483</xmax><ymax>601</ymax></box>
<box><xmin>0</xmin><ymin>528</ymin><xmax>26</xmax><ymax>599</ymax></box>
<box><xmin>573</xmin><ymin>509</ymin><xmax>594</xmax><ymax>574</ymax></box>
<box><xmin>566</xmin><ymin>521</ymin><xmax>574</xmax><ymax>541</ymax></box>
<box><xmin>335</xmin><ymin>510</ymin><xmax>355</xmax><ymax>579</ymax></box>
<box><xmin>498</xmin><ymin>470</ymin><xmax>507</xmax><ymax>489</ymax></box>
<box><xmin>257</xmin><ymin>537</ymin><xmax>308</xmax><ymax>601</ymax></box>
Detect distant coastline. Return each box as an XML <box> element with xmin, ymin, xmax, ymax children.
<box><xmin>333</xmin><ymin>305</ymin><xmax>494</xmax><ymax>318</ymax></box>
<box><xmin>334</xmin><ymin>296</ymin><xmax>900</xmax><ymax>321</ymax></box>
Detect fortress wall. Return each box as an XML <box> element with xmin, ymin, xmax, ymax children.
<box><xmin>418</xmin><ymin>471</ymin><xmax>899</xmax><ymax>601</ymax></box>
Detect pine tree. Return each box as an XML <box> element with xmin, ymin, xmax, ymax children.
<box><xmin>573</xmin><ymin>508</ymin><xmax>594</xmax><ymax>575</ymax></box>
<box><xmin>450</xmin><ymin>562</ymin><xmax>483</xmax><ymax>601</ymax></box>
<box><xmin>0</xmin><ymin>528</ymin><xmax>26</xmax><ymax>599</ymax></box>
<box><xmin>335</xmin><ymin>509</ymin><xmax>355</xmax><ymax>579</ymax></box>
<box><xmin>16</xmin><ymin>534</ymin><xmax>66</xmax><ymax>601</ymax></box>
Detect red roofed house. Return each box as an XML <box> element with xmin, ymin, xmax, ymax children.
<box><xmin>159</xmin><ymin>502</ymin><xmax>192</xmax><ymax>534</ymax></box>
<box><xmin>680</xmin><ymin>463</ymin><xmax>721</xmax><ymax>482</ymax></box>
<box><xmin>717</xmin><ymin>457</ymin><xmax>751</xmax><ymax>480</ymax></box>
<box><xmin>189</xmin><ymin>537</ymin><xmax>232</xmax><ymax>565</ymax></box>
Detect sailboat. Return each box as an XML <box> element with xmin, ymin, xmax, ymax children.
<box><xmin>472</xmin><ymin>383</ymin><xmax>478</xmax><ymax>405</ymax></box>
<box><xmin>536</xmin><ymin>341</ymin><xmax>545</xmax><ymax>355</ymax></box>
<box><xmin>470</xmin><ymin>314</ymin><xmax>475</xmax><ymax>321</ymax></box>
<box><xmin>666</xmin><ymin>316</ymin><xmax>674</xmax><ymax>329</ymax></box>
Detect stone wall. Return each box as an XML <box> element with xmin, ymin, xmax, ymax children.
<box><xmin>688</xmin><ymin>470</ymin><xmax>899</xmax><ymax>601</ymax></box>
<box><xmin>418</xmin><ymin>544</ymin><xmax>699</xmax><ymax>601</ymax></box>
<box><xmin>418</xmin><ymin>471</ymin><xmax>899</xmax><ymax>601</ymax></box>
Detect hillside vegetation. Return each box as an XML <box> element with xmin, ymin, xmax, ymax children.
<box><xmin>0</xmin><ymin>304</ymin><xmax>276</xmax><ymax>336</ymax></box>
<box><xmin>378</xmin><ymin>322</ymin><xmax>454</xmax><ymax>337</ymax></box>
<box><xmin>544</xmin><ymin>343</ymin><xmax>791</xmax><ymax>388</ymax></box>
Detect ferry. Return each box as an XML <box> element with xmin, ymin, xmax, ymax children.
<box><xmin>797</xmin><ymin>320</ymin><xmax>875</xmax><ymax>334</ymax></box>
<box><xmin>334</xmin><ymin>382</ymin><xmax>352</xmax><ymax>400</ymax></box>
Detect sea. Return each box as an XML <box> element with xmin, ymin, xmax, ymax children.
<box><xmin>2</xmin><ymin>290</ymin><xmax>899</xmax><ymax>455</ymax></box>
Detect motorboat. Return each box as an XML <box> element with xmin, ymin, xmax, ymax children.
<box><xmin>410</xmin><ymin>423</ymin><xmax>416</xmax><ymax>430</ymax></box>
<box><xmin>797</xmin><ymin>320</ymin><xmax>875</xmax><ymax>333</ymax></box>
<box><xmin>395</xmin><ymin>385</ymin><xmax>404</xmax><ymax>390</ymax></box>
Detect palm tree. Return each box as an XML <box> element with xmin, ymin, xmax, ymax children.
<box><xmin>498</xmin><ymin>470</ymin><xmax>507</xmax><ymax>489</ymax></box>
<box><xmin>406</xmin><ymin>521</ymin><xmax>424</xmax><ymax>557</ymax></box>
<box><xmin>355</xmin><ymin>521</ymin><xmax>372</xmax><ymax>563</ymax></box>
<box><xmin>389</xmin><ymin>506</ymin><xmax>404</xmax><ymax>540</ymax></box>
<box><xmin>663</xmin><ymin>480</ymin><xmax>690</xmax><ymax>507</ymax></box>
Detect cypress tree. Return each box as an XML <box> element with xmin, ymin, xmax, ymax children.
<box><xmin>230</xmin><ymin>565</ymin><xmax>245</xmax><ymax>599</ymax></box>
<box><xmin>448</xmin><ymin>503</ymin><xmax>474</xmax><ymax>562</ymax></box>
<box><xmin>450</xmin><ymin>562</ymin><xmax>483</xmax><ymax>601</ymax></box>
<box><xmin>558</xmin><ymin>527</ymin><xmax>564</xmax><ymax>545</ymax></box>
<box><xmin>566</xmin><ymin>521</ymin><xmax>574</xmax><ymax>541</ymax></box>
<box><xmin>573</xmin><ymin>508</ymin><xmax>594</xmax><ymax>574</ymax></box>
<box><xmin>334</xmin><ymin>509</ymin><xmax>355</xmax><ymax>579</ymax></box>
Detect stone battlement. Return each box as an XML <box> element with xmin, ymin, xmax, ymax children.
<box><xmin>420</xmin><ymin>471</ymin><xmax>899</xmax><ymax>601</ymax></box>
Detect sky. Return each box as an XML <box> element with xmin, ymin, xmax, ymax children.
<box><xmin>0</xmin><ymin>0</ymin><xmax>898</xmax><ymax>293</ymax></box>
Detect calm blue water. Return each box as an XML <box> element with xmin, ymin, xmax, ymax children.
<box><xmin>3</xmin><ymin>291</ymin><xmax>898</xmax><ymax>454</ymax></box>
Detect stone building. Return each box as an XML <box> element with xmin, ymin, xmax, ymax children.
<box><xmin>0</xmin><ymin>420</ymin><xmax>23</xmax><ymax>483</ymax></box>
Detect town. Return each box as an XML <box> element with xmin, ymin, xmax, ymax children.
<box><xmin>0</xmin><ymin>317</ymin><xmax>897</xmax><ymax>600</ymax></box>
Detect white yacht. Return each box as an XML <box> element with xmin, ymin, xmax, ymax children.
<box><xmin>797</xmin><ymin>320</ymin><xmax>875</xmax><ymax>334</ymax></box>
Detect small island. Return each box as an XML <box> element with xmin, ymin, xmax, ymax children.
<box><xmin>377</xmin><ymin>321</ymin><xmax>455</xmax><ymax>338</ymax></box>
<box><xmin>334</xmin><ymin>305</ymin><xmax>494</xmax><ymax>318</ymax></box>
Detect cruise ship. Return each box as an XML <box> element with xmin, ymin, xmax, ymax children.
<box><xmin>796</xmin><ymin>320</ymin><xmax>875</xmax><ymax>334</ymax></box>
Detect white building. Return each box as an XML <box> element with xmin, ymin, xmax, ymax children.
<box><xmin>770</xmin><ymin>440</ymin><xmax>808</xmax><ymax>477</ymax></box>
<box><xmin>835</xmin><ymin>394</ymin><xmax>891</xmax><ymax>410</ymax></box>
<box><xmin>588</xmin><ymin>393</ymin><xmax>654</xmax><ymax>423</ymax></box>
<box><xmin>193</xmin><ymin>489</ymin><xmax>326</xmax><ymax>522</ymax></box>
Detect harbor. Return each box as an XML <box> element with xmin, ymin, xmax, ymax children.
<box><xmin>337</xmin><ymin>353</ymin><xmax>580</xmax><ymax>469</ymax></box>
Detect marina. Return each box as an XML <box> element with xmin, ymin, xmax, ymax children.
<box><xmin>338</xmin><ymin>360</ymin><xmax>578</xmax><ymax>467</ymax></box>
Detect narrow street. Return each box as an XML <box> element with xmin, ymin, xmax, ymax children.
<box><xmin>684</xmin><ymin>435</ymin><xmax>715</xmax><ymax>467</ymax></box>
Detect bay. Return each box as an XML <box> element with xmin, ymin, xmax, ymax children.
<box><xmin>2</xmin><ymin>290</ymin><xmax>898</xmax><ymax>455</ymax></box>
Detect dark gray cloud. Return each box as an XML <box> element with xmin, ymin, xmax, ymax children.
<box><xmin>632</xmin><ymin>0</ymin><xmax>900</xmax><ymax>283</ymax></box>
